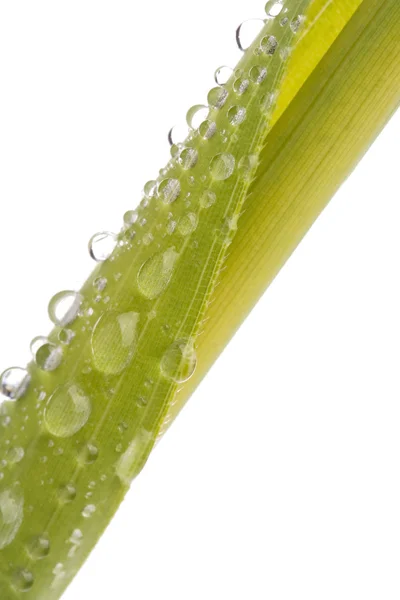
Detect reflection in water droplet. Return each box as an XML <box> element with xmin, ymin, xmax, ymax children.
<box><xmin>214</xmin><ymin>66</ymin><xmax>234</xmax><ymax>86</ymax></box>
<box><xmin>265</xmin><ymin>1</ymin><xmax>283</xmax><ymax>17</ymax></box>
<box><xmin>261</xmin><ymin>34</ymin><xmax>278</xmax><ymax>54</ymax></box>
<box><xmin>81</xmin><ymin>504</ymin><xmax>96</xmax><ymax>518</ymax></box>
<box><xmin>0</xmin><ymin>368</ymin><xmax>30</xmax><ymax>401</ymax></box>
<box><xmin>0</xmin><ymin>486</ymin><xmax>24</xmax><ymax>550</ymax></box>
<box><xmin>160</xmin><ymin>339</ymin><xmax>197</xmax><ymax>383</ymax></box>
<box><xmin>44</xmin><ymin>384</ymin><xmax>91</xmax><ymax>438</ymax></box>
<box><xmin>28</xmin><ymin>535</ymin><xmax>50</xmax><ymax>560</ymax></box>
<box><xmin>250</xmin><ymin>65</ymin><xmax>267</xmax><ymax>84</ymax></box>
<box><xmin>88</xmin><ymin>232</ymin><xmax>117</xmax><ymax>262</ymax></box>
<box><xmin>179</xmin><ymin>148</ymin><xmax>198</xmax><ymax>170</ymax></box>
<box><xmin>200</xmin><ymin>190</ymin><xmax>216</xmax><ymax>209</ymax></box>
<box><xmin>186</xmin><ymin>105</ymin><xmax>209</xmax><ymax>130</ymax></box>
<box><xmin>233</xmin><ymin>77</ymin><xmax>250</xmax><ymax>95</ymax></box>
<box><xmin>177</xmin><ymin>213</ymin><xmax>198</xmax><ymax>236</ymax></box>
<box><xmin>58</xmin><ymin>484</ymin><xmax>77</xmax><ymax>504</ymax></box>
<box><xmin>48</xmin><ymin>291</ymin><xmax>82</xmax><ymax>327</ymax></box>
<box><xmin>91</xmin><ymin>311</ymin><xmax>139</xmax><ymax>376</ymax></box>
<box><xmin>137</xmin><ymin>247</ymin><xmax>179</xmax><ymax>300</ymax></box>
<box><xmin>12</xmin><ymin>569</ymin><xmax>34</xmax><ymax>592</ymax></box>
<box><xmin>228</xmin><ymin>106</ymin><xmax>247</xmax><ymax>126</ymax></box>
<box><xmin>207</xmin><ymin>87</ymin><xmax>228</xmax><ymax>109</ymax></box>
<box><xmin>31</xmin><ymin>338</ymin><xmax>63</xmax><ymax>372</ymax></box>
<box><xmin>236</xmin><ymin>19</ymin><xmax>265</xmax><ymax>51</ymax></box>
<box><xmin>158</xmin><ymin>179</ymin><xmax>181</xmax><ymax>204</ymax></box>
<box><xmin>210</xmin><ymin>153</ymin><xmax>236</xmax><ymax>181</ymax></box>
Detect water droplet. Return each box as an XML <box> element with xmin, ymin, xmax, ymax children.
<box><xmin>160</xmin><ymin>339</ymin><xmax>197</xmax><ymax>383</ymax></box>
<box><xmin>115</xmin><ymin>429</ymin><xmax>153</xmax><ymax>485</ymax></box>
<box><xmin>81</xmin><ymin>504</ymin><xmax>96</xmax><ymax>518</ymax></box>
<box><xmin>12</xmin><ymin>568</ymin><xmax>34</xmax><ymax>592</ymax></box>
<box><xmin>7</xmin><ymin>447</ymin><xmax>24</xmax><ymax>464</ymax></box>
<box><xmin>91</xmin><ymin>311</ymin><xmax>139</xmax><ymax>376</ymax></box>
<box><xmin>209</xmin><ymin>153</ymin><xmax>236</xmax><ymax>181</ymax></box>
<box><xmin>198</xmin><ymin>120</ymin><xmax>217</xmax><ymax>140</ymax></box>
<box><xmin>28</xmin><ymin>534</ymin><xmax>50</xmax><ymax>560</ymax></box>
<box><xmin>80</xmin><ymin>443</ymin><xmax>99</xmax><ymax>464</ymax></box>
<box><xmin>261</xmin><ymin>34</ymin><xmax>278</xmax><ymax>55</ymax></box>
<box><xmin>291</xmin><ymin>15</ymin><xmax>305</xmax><ymax>33</ymax></box>
<box><xmin>265</xmin><ymin>1</ymin><xmax>283</xmax><ymax>17</ymax></box>
<box><xmin>233</xmin><ymin>77</ymin><xmax>250</xmax><ymax>95</ymax></box>
<box><xmin>168</xmin><ymin>123</ymin><xmax>188</xmax><ymax>146</ymax></box>
<box><xmin>93</xmin><ymin>277</ymin><xmax>108</xmax><ymax>292</ymax></box>
<box><xmin>44</xmin><ymin>384</ymin><xmax>91</xmax><ymax>438</ymax></box>
<box><xmin>214</xmin><ymin>66</ymin><xmax>234</xmax><ymax>86</ymax></box>
<box><xmin>158</xmin><ymin>179</ymin><xmax>181</xmax><ymax>204</ymax></box>
<box><xmin>143</xmin><ymin>180</ymin><xmax>157</xmax><ymax>198</ymax></box>
<box><xmin>31</xmin><ymin>338</ymin><xmax>63</xmax><ymax>372</ymax></box>
<box><xmin>207</xmin><ymin>87</ymin><xmax>228</xmax><ymax>109</ymax></box>
<box><xmin>177</xmin><ymin>213</ymin><xmax>198</xmax><ymax>237</ymax></box>
<box><xmin>58</xmin><ymin>329</ymin><xmax>75</xmax><ymax>345</ymax></box>
<box><xmin>280</xmin><ymin>46</ymin><xmax>292</xmax><ymax>61</ymax></box>
<box><xmin>186</xmin><ymin>105</ymin><xmax>209</xmax><ymax>130</ymax></box>
<box><xmin>280</xmin><ymin>16</ymin><xmax>289</xmax><ymax>26</ymax></box>
<box><xmin>88</xmin><ymin>232</ymin><xmax>117</xmax><ymax>262</ymax></box>
<box><xmin>0</xmin><ymin>486</ymin><xmax>24</xmax><ymax>549</ymax></box>
<box><xmin>179</xmin><ymin>148</ymin><xmax>198</xmax><ymax>170</ymax></box>
<box><xmin>123</xmin><ymin>210</ymin><xmax>138</xmax><ymax>227</ymax></box>
<box><xmin>249</xmin><ymin>65</ymin><xmax>267</xmax><ymax>84</ymax></box>
<box><xmin>48</xmin><ymin>291</ymin><xmax>82</xmax><ymax>327</ymax></box>
<box><xmin>58</xmin><ymin>484</ymin><xmax>77</xmax><ymax>505</ymax></box>
<box><xmin>238</xmin><ymin>154</ymin><xmax>259</xmax><ymax>180</ymax></box>
<box><xmin>227</xmin><ymin>106</ymin><xmax>247</xmax><ymax>126</ymax></box>
<box><xmin>0</xmin><ymin>368</ymin><xmax>30</xmax><ymax>402</ymax></box>
<box><xmin>137</xmin><ymin>247</ymin><xmax>179</xmax><ymax>300</ymax></box>
<box><xmin>200</xmin><ymin>190</ymin><xmax>216</xmax><ymax>209</ymax></box>
<box><xmin>236</xmin><ymin>19</ymin><xmax>265</xmax><ymax>51</ymax></box>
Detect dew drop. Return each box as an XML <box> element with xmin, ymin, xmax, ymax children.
<box><xmin>0</xmin><ymin>368</ymin><xmax>30</xmax><ymax>401</ymax></box>
<box><xmin>137</xmin><ymin>247</ymin><xmax>179</xmax><ymax>300</ymax></box>
<box><xmin>91</xmin><ymin>311</ymin><xmax>139</xmax><ymax>376</ymax></box>
<box><xmin>161</xmin><ymin>339</ymin><xmax>197</xmax><ymax>383</ymax></box>
<box><xmin>115</xmin><ymin>429</ymin><xmax>153</xmax><ymax>485</ymax></box>
<box><xmin>291</xmin><ymin>15</ymin><xmax>305</xmax><ymax>33</ymax></box>
<box><xmin>214</xmin><ymin>66</ymin><xmax>234</xmax><ymax>86</ymax></box>
<box><xmin>265</xmin><ymin>1</ymin><xmax>284</xmax><ymax>17</ymax></box>
<box><xmin>143</xmin><ymin>180</ymin><xmax>157</xmax><ymax>198</ymax></box>
<box><xmin>200</xmin><ymin>190</ymin><xmax>216</xmax><ymax>209</ymax></box>
<box><xmin>249</xmin><ymin>65</ymin><xmax>267</xmax><ymax>84</ymax></box>
<box><xmin>199</xmin><ymin>120</ymin><xmax>217</xmax><ymax>140</ymax></box>
<box><xmin>227</xmin><ymin>106</ymin><xmax>247</xmax><ymax>126</ymax></box>
<box><xmin>238</xmin><ymin>154</ymin><xmax>259</xmax><ymax>180</ymax></box>
<box><xmin>48</xmin><ymin>291</ymin><xmax>82</xmax><ymax>327</ymax></box>
<box><xmin>28</xmin><ymin>534</ymin><xmax>50</xmax><ymax>560</ymax></box>
<box><xmin>58</xmin><ymin>484</ymin><xmax>77</xmax><ymax>504</ymax></box>
<box><xmin>12</xmin><ymin>568</ymin><xmax>34</xmax><ymax>592</ymax></box>
<box><xmin>209</xmin><ymin>153</ymin><xmax>236</xmax><ymax>181</ymax></box>
<box><xmin>31</xmin><ymin>338</ymin><xmax>63</xmax><ymax>372</ymax></box>
<box><xmin>158</xmin><ymin>178</ymin><xmax>181</xmax><ymax>204</ymax></box>
<box><xmin>236</xmin><ymin>19</ymin><xmax>265</xmax><ymax>51</ymax></box>
<box><xmin>177</xmin><ymin>213</ymin><xmax>198</xmax><ymax>237</ymax></box>
<box><xmin>44</xmin><ymin>384</ymin><xmax>91</xmax><ymax>438</ymax></box>
<box><xmin>207</xmin><ymin>87</ymin><xmax>228</xmax><ymax>109</ymax></box>
<box><xmin>88</xmin><ymin>232</ymin><xmax>117</xmax><ymax>262</ymax></box>
<box><xmin>186</xmin><ymin>105</ymin><xmax>209</xmax><ymax>130</ymax></box>
<box><xmin>179</xmin><ymin>148</ymin><xmax>198</xmax><ymax>170</ymax></box>
<box><xmin>0</xmin><ymin>486</ymin><xmax>24</xmax><ymax>549</ymax></box>
<box><xmin>233</xmin><ymin>77</ymin><xmax>250</xmax><ymax>95</ymax></box>
<box><xmin>6</xmin><ymin>447</ymin><xmax>24</xmax><ymax>464</ymax></box>
<box><xmin>261</xmin><ymin>34</ymin><xmax>278</xmax><ymax>55</ymax></box>
<box><xmin>81</xmin><ymin>504</ymin><xmax>96</xmax><ymax>518</ymax></box>
<box><xmin>123</xmin><ymin>210</ymin><xmax>138</xmax><ymax>227</ymax></box>
<box><xmin>93</xmin><ymin>277</ymin><xmax>108</xmax><ymax>292</ymax></box>
<box><xmin>58</xmin><ymin>329</ymin><xmax>75</xmax><ymax>345</ymax></box>
<box><xmin>80</xmin><ymin>443</ymin><xmax>99</xmax><ymax>464</ymax></box>
<box><xmin>168</xmin><ymin>123</ymin><xmax>188</xmax><ymax>146</ymax></box>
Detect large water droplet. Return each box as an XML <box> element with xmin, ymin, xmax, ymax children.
<box><xmin>48</xmin><ymin>291</ymin><xmax>82</xmax><ymax>327</ymax></box>
<box><xmin>261</xmin><ymin>34</ymin><xmax>278</xmax><ymax>54</ymax></box>
<box><xmin>199</xmin><ymin>120</ymin><xmax>217</xmax><ymax>140</ymax></box>
<box><xmin>227</xmin><ymin>106</ymin><xmax>247</xmax><ymax>126</ymax></box>
<box><xmin>115</xmin><ymin>429</ymin><xmax>153</xmax><ymax>485</ymax></box>
<box><xmin>12</xmin><ymin>569</ymin><xmax>34</xmax><ymax>592</ymax></box>
<box><xmin>177</xmin><ymin>213</ymin><xmax>198</xmax><ymax>236</ymax></box>
<box><xmin>88</xmin><ymin>232</ymin><xmax>117</xmax><ymax>262</ymax></box>
<box><xmin>160</xmin><ymin>339</ymin><xmax>197</xmax><ymax>383</ymax></box>
<box><xmin>31</xmin><ymin>337</ymin><xmax>63</xmax><ymax>372</ymax></box>
<box><xmin>28</xmin><ymin>534</ymin><xmax>50</xmax><ymax>560</ymax></box>
<box><xmin>233</xmin><ymin>77</ymin><xmax>250</xmax><ymax>95</ymax></box>
<box><xmin>137</xmin><ymin>247</ymin><xmax>179</xmax><ymax>300</ymax></box>
<box><xmin>0</xmin><ymin>486</ymin><xmax>24</xmax><ymax>550</ymax></box>
<box><xmin>168</xmin><ymin>123</ymin><xmax>188</xmax><ymax>146</ymax></box>
<box><xmin>143</xmin><ymin>180</ymin><xmax>157</xmax><ymax>198</ymax></box>
<box><xmin>236</xmin><ymin>19</ymin><xmax>265</xmax><ymax>51</ymax></box>
<box><xmin>91</xmin><ymin>311</ymin><xmax>139</xmax><ymax>376</ymax></box>
<box><xmin>186</xmin><ymin>105</ymin><xmax>209</xmax><ymax>130</ymax></box>
<box><xmin>0</xmin><ymin>368</ymin><xmax>30</xmax><ymax>401</ymax></box>
<box><xmin>290</xmin><ymin>15</ymin><xmax>305</xmax><ymax>33</ymax></box>
<box><xmin>249</xmin><ymin>65</ymin><xmax>267</xmax><ymax>84</ymax></box>
<box><xmin>158</xmin><ymin>179</ymin><xmax>181</xmax><ymax>204</ymax></box>
<box><xmin>207</xmin><ymin>87</ymin><xmax>228</xmax><ymax>109</ymax></box>
<box><xmin>209</xmin><ymin>153</ymin><xmax>236</xmax><ymax>180</ymax></box>
<box><xmin>179</xmin><ymin>148</ymin><xmax>198</xmax><ymax>170</ymax></box>
<box><xmin>200</xmin><ymin>190</ymin><xmax>216</xmax><ymax>209</ymax></box>
<box><xmin>44</xmin><ymin>384</ymin><xmax>91</xmax><ymax>438</ymax></box>
<box><xmin>214</xmin><ymin>66</ymin><xmax>234</xmax><ymax>86</ymax></box>
<box><xmin>123</xmin><ymin>210</ymin><xmax>138</xmax><ymax>228</ymax></box>
<box><xmin>265</xmin><ymin>1</ymin><xmax>284</xmax><ymax>17</ymax></box>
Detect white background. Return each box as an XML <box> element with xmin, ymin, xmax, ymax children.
<box><xmin>0</xmin><ymin>1</ymin><xmax>399</xmax><ymax>598</ymax></box>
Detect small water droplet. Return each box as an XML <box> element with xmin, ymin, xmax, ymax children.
<box><xmin>200</xmin><ymin>190</ymin><xmax>216</xmax><ymax>209</ymax></box>
<box><xmin>260</xmin><ymin>92</ymin><xmax>277</xmax><ymax>114</ymax></box>
<box><xmin>238</xmin><ymin>154</ymin><xmax>259</xmax><ymax>180</ymax></box>
<box><xmin>58</xmin><ymin>484</ymin><xmax>77</xmax><ymax>504</ymax></box>
<box><xmin>265</xmin><ymin>1</ymin><xmax>284</xmax><ymax>17</ymax></box>
<box><xmin>81</xmin><ymin>504</ymin><xmax>96</xmax><ymax>518</ymax></box>
<box><xmin>48</xmin><ymin>291</ymin><xmax>82</xmax><ymax>327</ymax></box>
<box><xmin>177</xmin><ymin>213</ymin><xmax>198</xmax><ymax>237</ymax></box>
<box><xmin>290</xmin><ymin>15</ymin><xmax>305</xmax><ymax>33</ymax></box>
<box><xmin>0</xmin><ymin>486</ymin><xmax>24</xmax><ymax>549</ymax></box>
<box><xmin>233</xmin><ymin>77</ymin><xmax>250</xmax><ymax>95</ymax></box>
<box><xmin>143</xmin><ymin>180</ymin><xmax>157</xmax><ymax>198</ymax></box>
<box><xmin>115</xmin><ymin>429</ymin><xmax>153</xmax><ymax>485</ymax></box>
<box><xmin>261</xmin><ymin>34</ymin><xmax>278</xmax><ymax>55</ymax></box>
<box><xmin>227</xmin><ymin>106</ymin><xmax>247</xmax><ymax>126</ymax></box>
<box><xmin>7</xmin><ymin>446</ymin><xmax>24</xmax><ymax>464</ymax></box>
<box><xmin>91</xmin><ymin>311</ymin><xmax>139</xmax><ymax>376</ymax></box>
<box><xmin>0</xmin><ymin>368</ymin><xmax>30</xmax><ymax>402</ymax></box>
<box><xmin>12</xmin><ymin>568</ymin><xmax>34</xmax><ymax>592</ymax></box>
<box><xmin>58</xmin><ymin>328</ymin><xmax>75</xmax><ymax>346</ymax></box>
<box><xmin>160</xmin><ymin>339</ymin><xmax>197</xmax><ymax>383</ymax></box>
<box><xmin>280</xmin><ymin>46</ymin><xmax>292</xmax><ymax>61</ymax></box>
<box><xmin>179</xmin><ymin>148</ymin><xmax>198</xmax><ymax>170</ymax></box>
<box><xmin>236</xmin><ymin>19</ymin><xmax>265</xmax><ymax>51</ymax></box>
<box><xmin>158</xmin><ymin>179</ymin><xmax>181</xmax><ymax>204</ymax></box>
<box><xmin>207</xmin><ymin>87</ymin><xmax>228</xmax><ymax>109</ymax></box>
<box><xmin>93</xmin><ymin>277</ymin><xmax>108</xmax><ymax>292</ymax></box>
<box><xmin>28</xmin><ymin>534</ymin><xmax>50</xmax><ymax>560</ymax></box>
<box><xmin>123</xmin><ymin>210</ymin><xmax>138</xmax><ymax>227</ymax></box>
<box><xmin>31</xmin><ymin>338</ymin><xmax>63</xmax><ymax>372</ymax></box>
<box><xmin>88</xmin><ymin>232</ymin><xmax>117</xmax><ymax>262</ymax></box>
<box><xmin>209</xmin><ymin>153</ymin><xmax>236</xmax><ymax>181</ymax></box>
<box><xmin>249</xmin><ymin>65</ymin><xmax>267</xmax><ymax>84</ymax></box>
<box><xmin>186</xmin><ymin>105</ymin><xmax>209</xmax><ymax>129</ymax></box>
<box><xmin>198</xmin><ymin>120</ymin><xmax>217</xmax><ymax>140</ymax></box>
<box><xmin>44</xmin><ymin>384</ymin><xmax>91</xmax><ymax>438</ymax></box>
<box><xmin>214</xmin><ymin>66</ymin><xmax>234</xmax><ymax>86</ymax></box>
<box><xmin>137</xmin><ymin>247</ymin><xmax>179</xmax><ymax>300</ymax></box>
